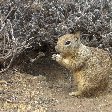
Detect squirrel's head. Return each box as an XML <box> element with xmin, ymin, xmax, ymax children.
<box><xmin>55</xmin><ymin>31</ymin><xmax>81</xmax><ymax>56</ymax></box>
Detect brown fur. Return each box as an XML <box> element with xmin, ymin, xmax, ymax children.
<box><xmin>52</xmin><ymin>32</ymin><xmax>111</xmax><ymax>97</ymax></box>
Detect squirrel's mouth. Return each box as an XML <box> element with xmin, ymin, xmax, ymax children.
<box><xmin>55</xmin><ymin>45</ymin><xmax>69</xmax><ymax>57</ymax></box>
<box><xmin>55</xmin><ymin>45</ymin><xmax>58</xmax><ymax>52</ymax></box>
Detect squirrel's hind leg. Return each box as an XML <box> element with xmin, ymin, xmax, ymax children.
<box><xmin>69</xmin><ymin>83</ymin><xmax>95</xmax><ymax>97</ymax></box>
<box><xmin>69</xmin><ymin>91</ymin><xmax>82</xmax><ymax>97</ymax></box>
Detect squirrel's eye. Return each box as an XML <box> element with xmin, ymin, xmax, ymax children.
<box><xmin>65</xmin><ymin>41</ymin><xmax>71</xmax><ymax>45</ymax></box>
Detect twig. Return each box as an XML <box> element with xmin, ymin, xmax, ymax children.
<box><xmin>2</xmin><ymin>6</ymin><xmax>16</xmax><ymax>24</ymax></box>
<box><xmin>0</xmin><ymin>51</ymin><xmax>16</xmax><ymax>73</ymax></box>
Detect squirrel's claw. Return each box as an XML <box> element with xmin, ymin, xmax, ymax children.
<box><xmin>69</xmin><ymin>91</ymin><xmax>82</xmax><ymax>97</ymax></box>
<box><xmin>52</xmin><ymin>54</ymin><xmax>62</xmax><ymax>62</ymax></box>
<box><xmin>52</xmin><ymin>54</ymin><xmax>57</xmax><ymax>60</ymax></box>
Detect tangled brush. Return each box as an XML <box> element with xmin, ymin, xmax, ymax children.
<box><xmin>0</xmin><ymin>0</ymin><xmax>112</xmax><ymax>72</ymax></box>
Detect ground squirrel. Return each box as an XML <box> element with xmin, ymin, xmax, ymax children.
<box><xmin>52</xmin><ymin>31</ymin><xmax>111</xmax><ymax>97</ymax></box>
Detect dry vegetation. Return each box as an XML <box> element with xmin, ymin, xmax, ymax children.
<box><xmin>0</xmin><ymin>0</ymin><xmax>112</xmax><ymax>71</ymax></box>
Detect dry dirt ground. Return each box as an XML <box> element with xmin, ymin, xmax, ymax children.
<box><xmin>0</xmin><ymin>57</ymin><xmax>112</xmax><ymax>112</ymax></box>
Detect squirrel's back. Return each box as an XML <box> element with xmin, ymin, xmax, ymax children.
<box><xmin>75</xmin><ymin>45</ymin><xmax>111</xmax><ymax>93</ymax></box>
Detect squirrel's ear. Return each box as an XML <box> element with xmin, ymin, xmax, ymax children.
<box><xmin>74</xmin><ymin>31</ymin><xmax>80</xmax><ymax>38</ymax></box>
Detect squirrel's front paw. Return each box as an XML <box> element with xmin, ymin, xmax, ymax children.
<box><xmin>52</xmin><ymin>54</ymin><xmax>62</xmax><ymax>62</ymax></box>
<box><xmin>52</xmin><ymin>54</ymin><xmax>57</xmax><ymax>60</ymax></box>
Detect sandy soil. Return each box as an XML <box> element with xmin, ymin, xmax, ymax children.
<box><xmin>0</xmin><ymin>58</ymin><xmax>112</xmax><ymax>112</ymax></box>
